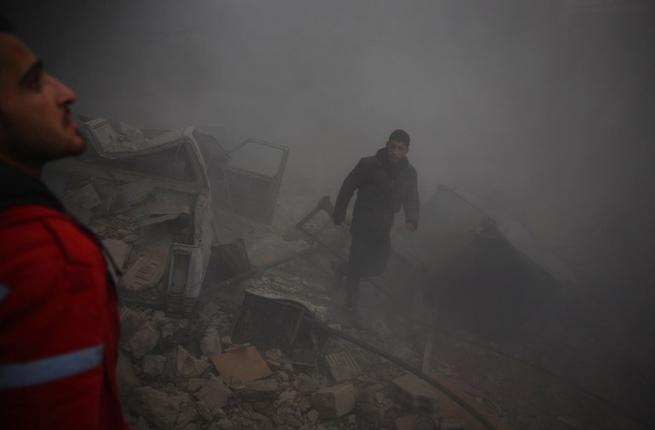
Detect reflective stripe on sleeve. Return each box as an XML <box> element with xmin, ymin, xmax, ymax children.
<box><xmin>0</xmin><ymin>345</ymin><xmax>104</xmax><ymax>390</ymax></box>
<box><xmin>0</xmin><ymin>283</ymin><xmax>8</xmax><ymax>301</ymax></box>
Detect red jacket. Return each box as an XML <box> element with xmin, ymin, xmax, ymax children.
<box><xmin>0</xmin><ymin>164</ymin><xmax>129</xmax><ymax>430</ymax></box>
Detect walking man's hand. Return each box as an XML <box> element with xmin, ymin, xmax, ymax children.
<box><xmin>396</xmin><ymin>222</ymin><xmax>416</xmax><ymax>232</ymax></box>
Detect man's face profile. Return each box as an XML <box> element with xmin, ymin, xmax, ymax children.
<box><xmin>386</xmin><ymin>139</ymin><xmax>409</xmax><ymax>163</ymax></box>
<box><xmin>0</xmin><ymin>33</ymin><xmax>84</xmax><ymax>171</ymax></box>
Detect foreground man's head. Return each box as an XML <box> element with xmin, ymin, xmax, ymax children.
<box><xmin>0</xmin><ymin>18</ymin><xmax>83</xmax><ymax>177</ymax></box>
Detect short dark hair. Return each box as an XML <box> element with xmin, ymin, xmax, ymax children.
<box><xmin>389</xmin><ymin>129</ymin><xmax>410</xmax><ymax>146</ymax></box>
<box><xmin>0</xmin><ymin>16</ymin><xmax>15</xmax><ymax>35</ymax></box>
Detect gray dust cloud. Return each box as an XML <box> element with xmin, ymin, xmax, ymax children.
<box><xmin>5</xmin><ymin>1</ymin><xmax>655</xmax><ymax>429</ymax></box>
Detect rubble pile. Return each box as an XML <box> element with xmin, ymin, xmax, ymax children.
<box><xmin>116</xmin><ymin>252</ymin><xmax>465</xmax><ymax>430</ymax></box>
<box><xmin>44</xmin><ymin>128</ymin><xmax>631</xmax><ymax>430</ymax></box>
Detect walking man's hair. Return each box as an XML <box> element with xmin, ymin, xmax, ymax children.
<box><xmin>389</xmin><ymin>129</ymin><xmax>410</xmax><ymax>146</ymax></box>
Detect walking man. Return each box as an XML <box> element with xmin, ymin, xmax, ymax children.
<box><xmin>333</xmin><ymin>129</ymin><xmax>419</xmax><ymax>321</ymax></box>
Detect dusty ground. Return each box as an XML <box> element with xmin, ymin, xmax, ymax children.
<box><xmin>115</xmin><ymin>193</ymin><xmax>644</xmax><ymax>430</ymax></box>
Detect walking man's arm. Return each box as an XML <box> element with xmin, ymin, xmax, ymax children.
<box><xmin>333</xmin><ymin>160</ymin><xmax>363</xmax><ymax>225</ymax></box>
<box><xmin>403</xmin><ymin>168</ymin><xmax>420</xmax><ymax>231</ymax></box>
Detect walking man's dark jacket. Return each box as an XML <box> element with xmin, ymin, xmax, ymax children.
<box><xmin>333</xmin><ymin>147</ymin><xmax>419</xmax><ymax>277</ymax></box>
<box><xmin>334</xmin><ymin>147</ymin><xmax>419</xmax><ymax>234</ymax></box>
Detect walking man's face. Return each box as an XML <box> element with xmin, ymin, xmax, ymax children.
<box><xmin>0</xmin><ymin>33</ymin><xmax>83</xmax><ymax>174</ymax></box>
<box><xmin>386</xmin><ymin>139</ymin><xmax>409</xmax><ymax>163</ymax></box>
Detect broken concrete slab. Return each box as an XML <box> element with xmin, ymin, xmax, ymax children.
<box><xmin>142</xmin><ymin>354</ymin><xmax>167</xmax><ymax>378</ymax></box>
<box><xmin>63</xmin><ymin>182</ymin><xmax>101</xmax><ymax>210</ymax></box>
<box><xmin>120</xmin><ymin>246</ymin><xmax>169</xmax><ymax>292</ymax></box>
<box><xmin>187</xmin><ymin>377</ymin><xmax>206</xmax><ymax>392</ymax></box>
<box><xmin>393</xmin><ymin>373</ymin><xmax>440</xmax><ymax>411</ymax></box>
<box><xmin>110</xmin><ymin>180</ymin><xmax>154</xmax><ymax>213</ymax></box>
<box><xmin>128</xmin><ymin>321</ymin><xmax>160</xmax><ymax>358</ymax></box>
<box><xmin>176</xmin><ymin>404</ymin><xmax>199</xmax><ymax>428</ymax></box>
<box><xmin>119</xmin><ymin>307</ymin><xmax>148</xmax><ymax>344</ymax></box>
<box><xmin>102</xmin><ymin>238</ymin><xmax>131</xmax><ymax>269</ymax></box>
<box><xmin>235</xmin><ymin>379</ymin><xmax>279</xmax><ymax>402</ymax></box>
<box><xmin>194</xmin><ymin>377</ymin><xmax>231</xmax><ymax>412</ymax></box>
<box><xmin>200</xmin><ymin>326</ymin><xmax>223</xmax><ymax>357</ymax></box>
<box><xmin>177</xmin><ymin>345</ymin><xmax>211</xmax><ymax>377</ymax></box>
<box><xmin>175</xmin><ymin>345</ymin><xmax>210</xmax><ymax>378</ymax></box>
<box><xmin>210</xmin><ymin>345</ymin><xmax>272</xmax><ymax>385</ymax></box>
<box><xmin>264</xmin><ymin>348</ymin><xmax>284</xmax><ymax>362</ymax></box>
<box><xmin>436</xmin><ymin>417</ymin><xmax>467</xmax><ymax>430</ymax></box>
<box><xmin>296</xmin><ymin>373</ymin><xmax>320</xmax><ymax>394</ymax></box>
<box><xmin>307</xmin><ymin>409</ymin><xmax>320</xmax><ymax>424</ymax></box>
<box><xmin>323</xmin><ymin>350</ymin><xmax>361</xmax><ymax>382</ymax></box>
<box><xmin>116</xmin><ymin>351</ymin><xmax>140</xmax><ymax>397</ymax></box>
<box><xmin>395</xmin><ymin>414</ymin><xmax>418</xmax><ymax>430</ymax></box>
<box><xmin>131</xmin><ymin>386</ymin><xmax>180</xmax><ymax>429</ymax></box>
<box><xmin>311</xmin><ymin>383</ymin><xmax>356</xmax><ymax>418</ymax></box>
<box><xmin>196</xmin><ymin>399</ymin><xmax>212</xmax><ymax>422</ymax></box>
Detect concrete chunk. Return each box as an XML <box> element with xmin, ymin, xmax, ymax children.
<box><xmin>323</xmin><ymin>350</ymin><xmax>360</xmax><ymax>382</ymax></box>
<box><xmin>142</xmin><ymin>354</ymin><xmax>167</xmax><ymax>378</ymax></box>
<box><xmin>194</xmin><ymin>377</ymin><xmax>231</xmax><ymax>411</ymax></box>
<box><xmin>311</xmin><ymin>383</ymin><xmax>356</xmax><ymax>418</ymax></box>
<box><xmin>236</xmin><ymin>378</ymin><xmax>279</xmax><ymax>401</ymax></box>
<box><xmin>131</xmin><ymin>386</ymin><xmax>180</xmax><ymax>429</ymax></box>
<box><xmin>177</xmin><ymin>345</ymin><xmax>210</xmax><ymax>377</ymax></box>
<box><xmin>436</xmin><ymin>417</ymin><xmax>467</xmax><ymax>430</ymax></box>
<box><xmin>395</xmin><ymin>414</ymin><xmax>418</xmax><ymax>430</ymax></box>
<box><xmin>128</xmin><ymin>322</ymin><xmax>160</xmax><ymax>358</ymax></box>
<box><xmin>393</xmin><ymin>373</ymin><xmax>440</xmax><ymax>411</ymax></box>
<box><xmin>200</xmin><ymin>326</ymin><xmax>223</xmax><ymax>356</ymax></box>
<box><xmin>120</xmin><ymin>247</ymin><xmax>168</xmax><ymax>292</ymax></box>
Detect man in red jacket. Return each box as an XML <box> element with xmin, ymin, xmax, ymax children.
<box><xmin>0</xmin><ymin>17</ymin><xmax>129</xmax><ymax>430</ymax></box>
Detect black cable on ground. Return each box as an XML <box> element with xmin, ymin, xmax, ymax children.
<box><xmin>307</xmin><ymin>317</ymin><xmax>498</xmax><ymax>430</ymax></box>
<box><xmin>294</xmin><ymin>225</ymin><xmax>650</xmax><ymax>429</ymax></box>
<box><xmin>204</xmin><ymin>225</ymin><xmax>649</xmax><ymax>429</ymax></box>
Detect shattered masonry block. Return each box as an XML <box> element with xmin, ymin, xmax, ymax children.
<box><xmin>142</xmin><ymin>355</ymin><xmax>166</xmax><ymax>378</ymax></box>
<box><xmin>131</xmin><ymin>386</ymin><xmax>180</xmax><ymax>429</ymax></box>
<box><xmin>323</xmin><ymin>350</ymin><xmax>361</xmax><ymax>382</ymax></box>
<box><xmin>102</xmin><ymin>239</ymin><xmax>131</xmax><ymax>269</ymax></box>
<box><xmin>176</xmin><ymin>345</ymin><xmax>210</xmax><ymax>377</ymax></box>
<box><xmin>235</xmin><ymin>379</ymin><xmax>279</xmax><ymax>402</ymax></box>
<box><xmin>194</xmin><ymin>378</ymin><xmax>231</xmax><ymax>411</ymax></box>
<box><xmin>436</xmin><ymin>417</ymin><xmax>467</xmax><ymax>430</ymax></box>
<box><xmin>120</xmin><ymin>247</ymin><xmax>168</xmax><ymax>292</ymax></box>
<box><xmin>200</xmin><ymin>326</ymin><xmax>222</xmax><ymax>356</ymax></box>
<box><xmin>393</xmin><ymin>373</ymin><xmax>440</xmax><ymax>411</ymax></box>
<box><xmin>311</xmin><ymin>383</ymin><xmax>356</xmax><ymax>418</ymax></box>
<box><xmin>128</xmin><ymin>322</ymin><xmax>160</xmax><ymax>358</ymax></box>
<box><xmin>116</xmin><ymin>351</ymin><xmax>140</xmax><ymax>391</ymax></box>
<box><xmin>395</xmin><ymin>414</ymin><xmax>418</xmax><ymax>430</ymax></box>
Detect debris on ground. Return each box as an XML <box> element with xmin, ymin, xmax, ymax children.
<box><xmin>75</xmin><ymin>173</ymin><xmax>622</xmax><ymax>430</ymax></box>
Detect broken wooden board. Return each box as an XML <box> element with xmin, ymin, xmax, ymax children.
<box><xmin>210</xmin><ymin>345</ymin><xmax>272</xmax><ymax>385</ymax></box>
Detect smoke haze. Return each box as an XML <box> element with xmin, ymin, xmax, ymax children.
<box><xmin>5</xmin><ymin>0</ymin><xmax>655</xmax><ymax>425</ymax></box>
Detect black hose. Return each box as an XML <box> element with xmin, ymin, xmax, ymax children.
<box><xmin>307</xmin><ymin>317</ymin><xmax>499</xmax><ymax>430</ymax></box>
